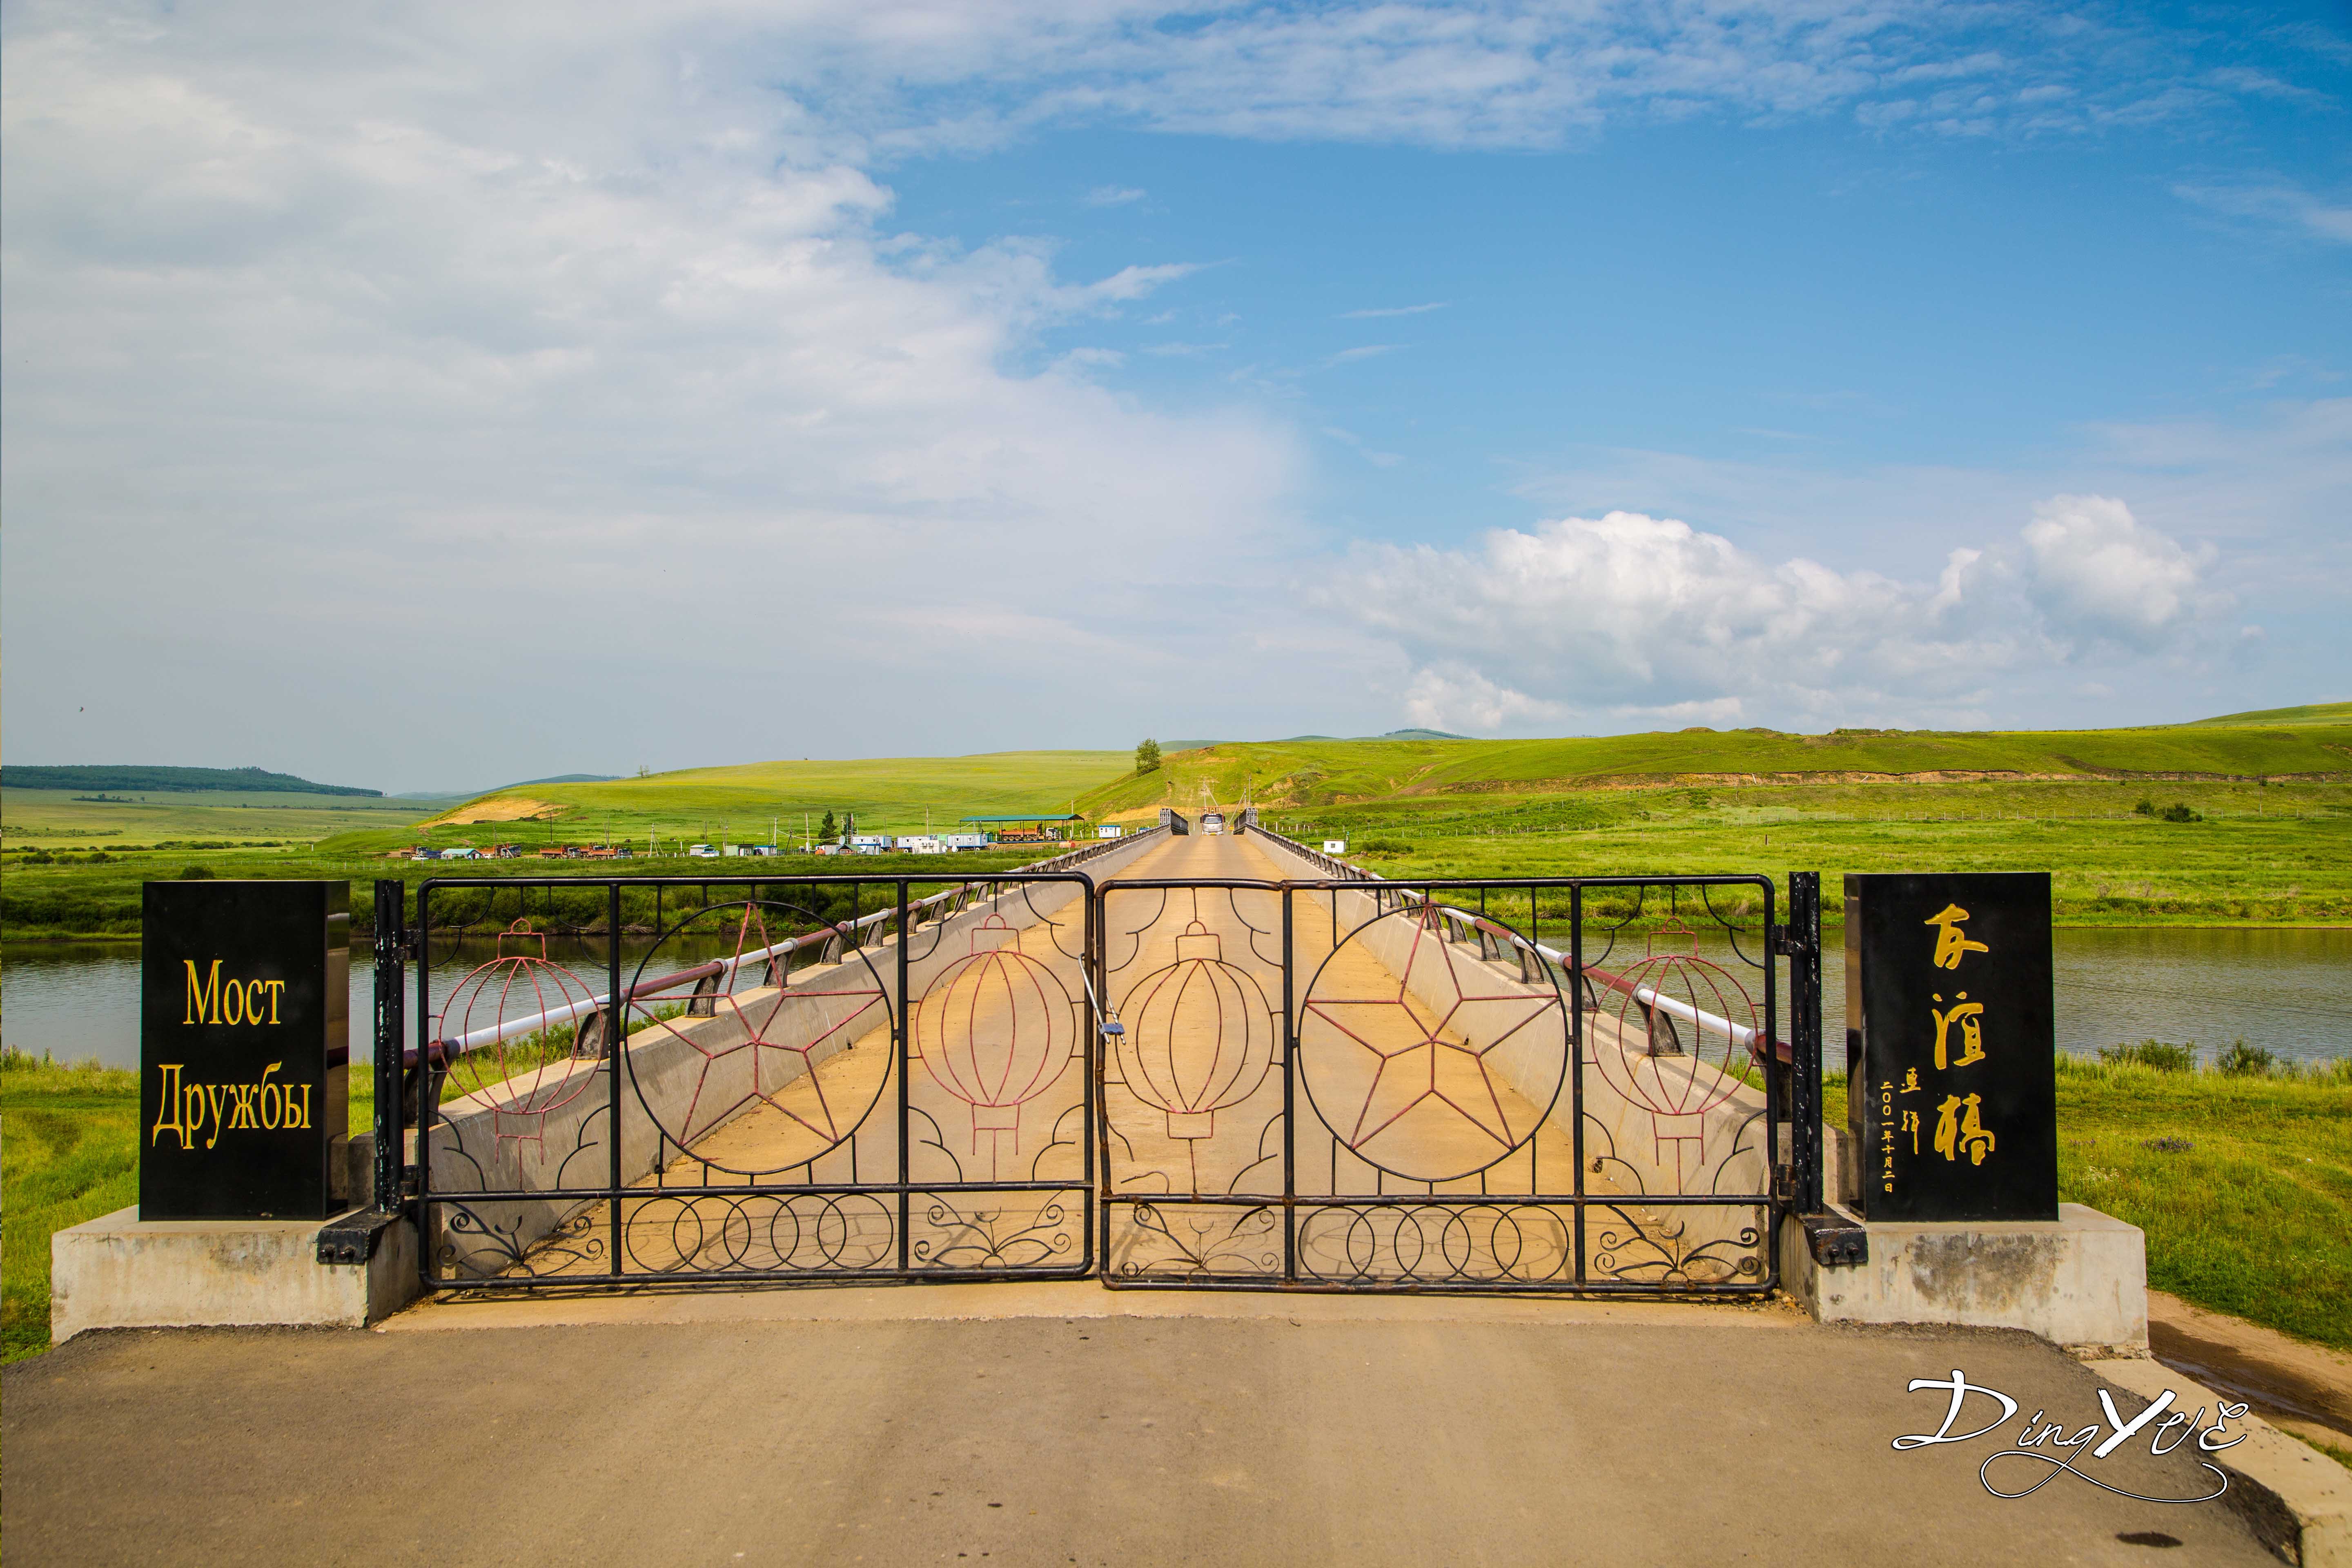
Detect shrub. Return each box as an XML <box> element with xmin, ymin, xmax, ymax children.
<box><xmin>2098</xmin><ymin>1039</ymin><xmax>2197</xmax><ymax>1072</ymax></box>
<box><xmin>1358</xmin><ymin>839</ymin><xmax>1413</xmax><ymax>854</ymax></box>
<box><xmin>176</xmin><ymin>865</ymin><xmax>215</xmax><ymax>880</ymax></box>
<box><xmin>2214</xmin><ymin>1039</ymin><xmax>2280</xmax><ymax>1077</ymax></box>
<box><xmin>2134</xmin><ymin>797</ymin><xmax>2156</xmax><ymax>816</ymax></box>
<box><xmin>2159</xmin><ymin>802</ymin><xmax>2202</xmax><ymax>823</ymax></box>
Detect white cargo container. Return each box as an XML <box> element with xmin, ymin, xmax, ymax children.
<box><xmin>941</xmin><ymin>833</ymin><xmax>990</xmax><ymax>851</ymax></box>
<box><xmin>1323</xmin><ymin>840</ymin><xmax>1347</xmax><ymax>854</ymax></box>
<box><xmin>1096</xmin><ymin>825</ymin><xmax>1122</xmax><ymax>839</ymax></box>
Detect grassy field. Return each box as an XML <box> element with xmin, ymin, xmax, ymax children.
<box><xmin>365</xmin><ymin>751</ymin><xmax>1131</xmax><ymax>856</ymax></box>
<box><xmin>1824</xmin><ymin>1058</ymin><xmax>2352</xmax><ymax>1353</ymax></box>
<box><xmin>0</xmin><ymin>788</ymin><xmax>449</xmax><ymax>847</ymax></box>
<box><xmin>1082</xmin><ymin>713</ymin><xmax>2352</xmax><ymax>820</ymax></box>
<box><xmin>7</xmin><ymin>722</ymin><xmax>2348</xmax><ymax>939</ymax></box>
<box><xmin>1298</xmin><ymin>778</ymin><xmax>2352</xmax><ymax>925</ymax></box>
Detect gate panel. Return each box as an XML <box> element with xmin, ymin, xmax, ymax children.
<box><xmin>405</xmin><ymin>871</ymin><xmax>1098</xmax><ymax>1289</ymax></box>
<box><xmin>1100</xmin><ymin>867</ymin><xmax>1785</xmax><ymax>1294</ymax></box>
<box><xmin>1098</xmin><ymin>881</ymin><xmax>1290</xmax><ymax>1282</ymax></box>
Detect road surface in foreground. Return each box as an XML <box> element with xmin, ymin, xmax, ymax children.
<box><xmin>3</xmin><ymin>1291</ymin><xmax>2279</xmax><ymax>1568</ymax></box>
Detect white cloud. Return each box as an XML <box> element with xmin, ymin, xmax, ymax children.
<box><xmin>2174</xmin><ymin>178</ymin><xmax>2352</xmax><ymax>244</ymax></box>
<box><xmin>1085</xmin><ymin>184</ymin><xmax>1146</xmax><ymax>205</ymax></box>
<box><xmin>2020</xmin><ymin>494</ymin><xmax>2219</xmax><ymax>648</ymax></box>
<box><xmin>1323</xmin><ymin>501</ymin><xmax>2238</xmax><ymax>735</ymax></box>
<box><xmin>1341</xmin><ymin>301</ymin><xmax>1448</xmax><ymax>318</ymax></box>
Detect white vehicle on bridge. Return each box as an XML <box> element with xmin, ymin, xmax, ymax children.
<box><xmin>1200</xmin><ymin>812</ymin><xmax>1225</xmax><ymax>834</ymax></box>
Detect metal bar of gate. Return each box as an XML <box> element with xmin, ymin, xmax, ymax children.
<box><xmin>372</xmin><ymin>880</ymin><xmax>404</xmax><ymax>1214</ymax></box>
<box><xmin>1787</xmin><ymin>871</ymin><xmax>1824</xmax><ymax>1212</ymax></box>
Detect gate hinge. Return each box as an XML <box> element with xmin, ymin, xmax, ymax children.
<box><xmin>1768</xmin><ymin>923</ymin><xmax>1811</xmax><ymax>958</ymax></box>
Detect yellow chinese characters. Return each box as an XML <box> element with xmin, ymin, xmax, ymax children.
<box><xmin>1931</xmin><ymin>991</ymin><xmax>1986</xmax><ymax>1070</ymax></box>
<box><xmin>1933</xmin><ymin>1092</ymin><xmax>1995</xmax><ymax>1165</ymax></box>
<box><xmin>1923</xmin><ymin>904</ymin><xmax>1989</xmax><ymax>971</ymax></box>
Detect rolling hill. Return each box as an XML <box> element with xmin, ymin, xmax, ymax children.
<box><xmin>1078</xmin><ymin>722</ymin><xmax>2352</xmax><ymax>820</ymax></box>
<box><xmin>2179</xmin><ymin>700</ymin><xmax>2352</xmax><ymax>728</ymax></box>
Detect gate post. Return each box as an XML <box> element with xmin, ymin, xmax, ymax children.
<box><xmin>372</xmin><ymin>879</ymin><xmax>407</xmax><ymax>1213</ymax></box>
<box><xmin>1783</xmin><ymin>872</ymin><xmax>1824</xmax><ymax>1214</ymax></box>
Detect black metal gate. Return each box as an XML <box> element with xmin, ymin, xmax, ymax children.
<box><xmin>366</xmin><ymin>848</ymin><xmax>1822</xmax><ymax>1296</ymax></box>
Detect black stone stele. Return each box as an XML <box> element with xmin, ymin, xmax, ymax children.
<box><xmin>1845</xmin><ymin>872</ymin><xmax>2057</xmax><ymax>1223</ymax></box>
<box><xmin>141</xmin><ymin>881</ymin><xmax>350</xmax><ymax>1220</ymax></box>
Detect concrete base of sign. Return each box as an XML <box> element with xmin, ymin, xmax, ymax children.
<box><xmin>1779</xmin><ymin>1201</ymin><xmax>2148</xmax><ymax>1354</ymax></box>
<box><xmin>49</xmin><ymin>1205</ymin><xmax>418</xmax><ymax>1346</ymax></box>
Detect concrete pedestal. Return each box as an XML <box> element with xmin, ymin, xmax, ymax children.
<box><xmin>1780</xmin><ymin>1201</ymin><xmax>2147</xmax><ymax>1355</ymax></box>
<box><xmin>51</xmin><ymin>1205</ymin><xmax>418</xmax><ymax>1346</ymax></box>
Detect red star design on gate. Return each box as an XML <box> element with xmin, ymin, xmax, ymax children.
<box><xmin>1302</xmin><ymin>902</ymin><xmax>1557</xmax><ymax>1153</ymax></box>
<box><xmin>639</xmin><ymin>904</ymin><xmax>886</xmax><ymax>1150</ymax></box>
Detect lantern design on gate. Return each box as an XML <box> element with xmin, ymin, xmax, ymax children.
<box><xmin>913</xmin><ymin>915</ymin><xmax>1078</xmax><ymax>1179</ymax></box>
<box><xmin>1591</xmin><ymin>938</ymin><xmax>1757</xmax><ymax>1192</ymax></box>
<box><xmin>434</xmin><ymin>920</ymin><xmax>602</xmax><ymax>1153</ymax></box>
<box><xmin>1116</xmin><ymin>921</ymin><xmax>1277</xmax><ymax>1147</ymax></box>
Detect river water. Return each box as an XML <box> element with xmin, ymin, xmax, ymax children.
<box><xmin>3</xmin><ymin>926</ymin><xmax>2347</xmax><ymax>1071</ymax></box>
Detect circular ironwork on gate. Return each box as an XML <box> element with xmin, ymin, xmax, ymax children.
<box><xmin>622</xmin><ymin>899</ymin><xmax>896</xmax><ymax>1177</ymax></box>
<box><xmin>1296</xmin><ymin>898</ymin><xmax>1570</xmax><ymax>1184</ymax></box>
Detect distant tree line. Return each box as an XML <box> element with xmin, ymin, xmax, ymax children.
<box><xmin>0</xmin><ymin>765</ymin><xmax>380</xmax><ymax>797</ymax></box>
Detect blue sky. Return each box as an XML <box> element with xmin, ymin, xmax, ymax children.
<box><xmin>2</xmin><ymin>1</ymin><xmax>2346</xmax><ymax>789</ymax></box>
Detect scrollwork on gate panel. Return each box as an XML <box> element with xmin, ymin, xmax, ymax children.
<box><xmin>435</xmin><ymin>1199</ymin><xmax>608</xmax><ymax>1281</ymax></box>
<box><xmin>1588</xmin><ymin>1202</ymin><xmax>1766</xmax><ymax>1287</ymax></box>
<box><xmin>1109</xmin><ymin>1201</ymin><xmax>1283</xmax><ymax>1279</ymax></box>
<box><xmin>910</xmin><ymin>1192</ymin><xmax>1081</xmax><ymax>1271</ymax></box>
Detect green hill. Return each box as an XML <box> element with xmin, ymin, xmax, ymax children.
<box><xmin>0</xmin><ymin>765</ymin><xmax>378</xmax><ymax>797</ymax></box>
<box><xmin>2179</xmin><ymin>700</ymin><xmax>2352</xmax><ymax>728</ymax></box>
<box><xmin>1084</xmin><ymin>722</ymin><xmax>2352</xmax><ymax>819</ymax></box>
<box><xmin>316</xmin><ymin>750</ymin><xmax>1131</xmax><ymax>853</ymax></box>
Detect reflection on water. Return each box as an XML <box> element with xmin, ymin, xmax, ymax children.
<box><xmin>5</xmin><ymin>925</ymin><xmax>2348</xmax><ymax>1073</ymax></box>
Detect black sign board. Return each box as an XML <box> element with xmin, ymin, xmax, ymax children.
<box><xmin>141</xmin><ymin>881</ymin><xmax>349</xmax><ymax>1220</ymax></box>
<box><xmin>1845</xmin><ymin>872</ymin><xmax>2056</xmax><ymax>1223</ymax></box>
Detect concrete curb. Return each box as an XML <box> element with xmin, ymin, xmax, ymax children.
<box><xmin>2086</xmin><ymin>1355</ymin><xmax>2351</xmax><ymax>1567</ymax></box>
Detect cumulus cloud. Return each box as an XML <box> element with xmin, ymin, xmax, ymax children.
<box><xmin>1325</xmin><ymin>500</ymin><xmax>2234</xmax><ymax>734</ymax></box>
<box><xmin>2020</xmin><ymin>494</ymin><xmax>2219</xmax><ymax>648</ymax></box>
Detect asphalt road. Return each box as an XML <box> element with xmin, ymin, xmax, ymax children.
<box><xmin>3</xmin><ymin>1301</ymin><xmax>2279</xmax><ymax>1567</ymax></box>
